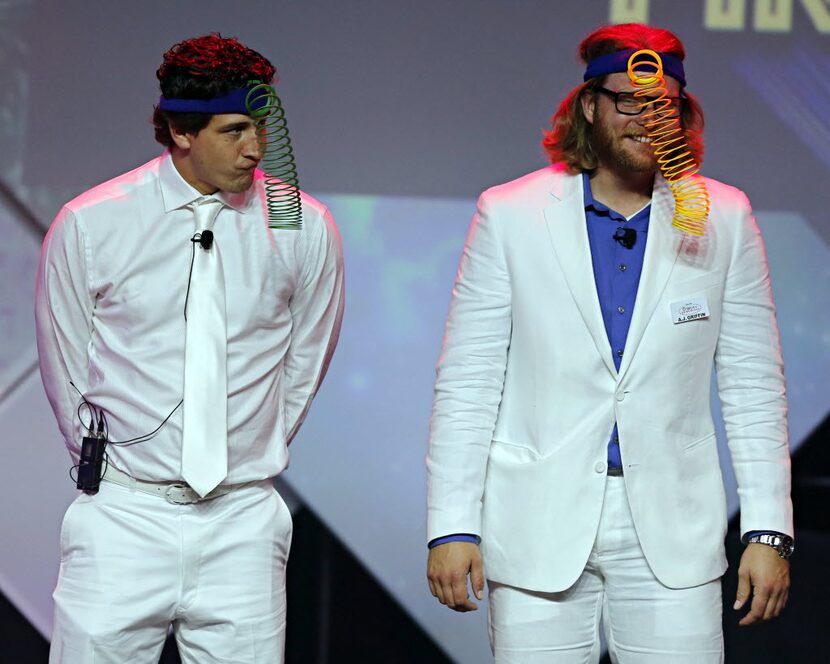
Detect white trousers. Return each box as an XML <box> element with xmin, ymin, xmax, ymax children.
<box><xmin>488</xmin><ymin>476</ymin><xmax>723</xmax><ymax>663</ymax></box>
<box><xmin>49</xmin><ymin>478</ymin><xmax>293</xmax><ymax>664</ymax></box>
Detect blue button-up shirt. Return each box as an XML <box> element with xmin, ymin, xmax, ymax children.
<box><xmin>583</xmin><ymin>172</ymin><xmax>650</xmax><ymax>469</ymax></box>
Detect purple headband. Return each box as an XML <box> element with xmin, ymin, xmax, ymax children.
<box><xmin>158</xmin><ymin>83</ymin><xmax>270</xmax><ymax>114</ymax></box>
<box><xmin>583</xmin><ymin>49</ymin><xmax>687</xmax><ymax>88</ymax></box>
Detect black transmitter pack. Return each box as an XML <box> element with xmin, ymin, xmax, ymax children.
<box><xmin>76</xmin><ymin>435</ymin><xmax>106</xmax><ymax>492</ymax></box>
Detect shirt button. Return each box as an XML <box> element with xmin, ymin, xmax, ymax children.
<box><xmin>616</xmin><ymin>349</ymin><xmax>624</xmax><ymax>358</ymax></box>
<box><xmin>617</xmin><ymin>306</ymin><xmax>625</xmax><ymax>314</ymax></box>
<box><xmin>619</xmin><ymin>263</ymin><xmax>627</xmax><ymax>272</ymax></box>
<box><xmin>595</xmin><ymin>461</ymin><xmax>607</xmax><ymax>474</ymax></box>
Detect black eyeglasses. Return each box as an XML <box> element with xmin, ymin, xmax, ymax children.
<box><xmin>595</xmin><ymin>87</ymin><xmax>684</xmax><ymax>117</ymax></box>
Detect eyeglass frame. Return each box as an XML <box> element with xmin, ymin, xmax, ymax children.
<box><xmin>594</xmin><ymin>86</ymin><xmax>686</xmax><ymax>117</ymax></box>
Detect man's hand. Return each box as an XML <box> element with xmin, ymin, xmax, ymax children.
<box><xmin>734</xmin><ymin>543</ymin><xmax>790</xmax><ymax>626</ymax></box>
<box><xmin>427</xmin><ymin>541</ymin><xmax>484</xmax><ymax>612</ymax></box>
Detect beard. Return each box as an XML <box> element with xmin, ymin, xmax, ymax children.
<box><xmin>591</xmin><ymin>113</ymin><xmax>658</xmax><ymax>174</ymax></box>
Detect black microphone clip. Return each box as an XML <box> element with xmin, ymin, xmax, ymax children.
<box><xmin>191</xmin><ymin>230</ymin><xmax>214</xmax><ymax>251</ymax></box>
<box><xmin>613</xmin><ymin>227</ymin><xmax>637</xmax><ymax>250</ymax></box>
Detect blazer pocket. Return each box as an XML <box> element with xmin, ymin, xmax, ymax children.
<box><xmin>490</xmin><ymin>438</ymin><xmax>541</xmax><ymax>465</ymax></box>
<box><xmin>667</xmin><ymin>271</ymin><xmax>722</xmax><ymax>299</ymax></box>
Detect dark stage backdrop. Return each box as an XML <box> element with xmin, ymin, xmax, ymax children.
<box><xmin>1</xmin><ymin>2</ymin><xmax>827</xmax><ymax>662</ymax></box>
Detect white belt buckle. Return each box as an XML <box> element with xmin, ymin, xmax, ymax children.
<box><xmin>165</xmin><ymin>483</ymin><xmax>200</xmax><ymax>505</ymax></box>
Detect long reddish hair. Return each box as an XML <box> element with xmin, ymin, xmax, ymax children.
<box><xmin>542</xmin><ymin>24</ymin><xmax>704</xmax><ymax>172</ymax></box>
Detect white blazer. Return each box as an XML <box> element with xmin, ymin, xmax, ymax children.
<box><xmin>427</xmin><ymin>165</ymin><xmax>792</xmax><ymax>592</ymax></box>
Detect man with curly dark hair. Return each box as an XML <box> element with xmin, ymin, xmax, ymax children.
<box><xmin>426</xmin><ymin>23</ymin><xmax>792</xmax><ymax>662</ymax></box>
<box><xmin>36</xmin><ymin>34</ymin><xmax>344</xmax><ymax>663</ymax></box>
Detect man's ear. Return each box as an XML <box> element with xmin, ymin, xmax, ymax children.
<box><xmin>580</xmin><ymin>89</ymin><xmax>596</xmax><ymax>126</ymax></box>
<box><xmin>169</xmin><ymin>123</ymin><xmax>192</xmax><ymax>150</ymax></box>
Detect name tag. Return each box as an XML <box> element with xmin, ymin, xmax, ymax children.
<box><xmin>670</xmin><ymin>296</ymin><xmax>710</xmax><ymax>324</ymax></box>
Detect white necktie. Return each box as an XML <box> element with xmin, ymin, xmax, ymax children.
<box><xmin>182</xmin><ymin>197</ymin><xmax>228</xmax><ymax>497</ymax></box>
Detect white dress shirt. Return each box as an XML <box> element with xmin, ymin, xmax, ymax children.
<box><xmin>35</xmin><ymin>152</ymin><xmax>344</xmax><ymax>484</ymax></box>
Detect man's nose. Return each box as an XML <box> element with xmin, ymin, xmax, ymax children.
<box><xmin>243</xmin><ymin>134</ymin><xmax>265</xmax><ymax>161</ymax></box>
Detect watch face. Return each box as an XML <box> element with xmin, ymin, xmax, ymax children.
<box><xmin>780</xmin><ymin>536</ymin><xmax>795</xmax><ymax>557</ymax></box>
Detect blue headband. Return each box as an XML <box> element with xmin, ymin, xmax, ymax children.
<box><xmin>583</xmin><ymin>49</ymin><xmax>686</xmax><ymax>88</ymax></box>
<box><xmin>158</xmin><ymin>83</ymin><xmax>271</xmax><ymax>114</ymax></box>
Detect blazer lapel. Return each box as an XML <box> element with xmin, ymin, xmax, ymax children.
<box><xmin>544</xmin><ymin>175</ymin><xmax>617</xmax><ymax>378</ymax></box>
<box><xmin>617</xmin><ymin>175</ymin><xmax>686</xmax><ymax>381</ymax></box>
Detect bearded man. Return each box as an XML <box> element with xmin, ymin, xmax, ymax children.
<box><xmin>426</xmin><ymin>23</ymin><xmax>792</xmax><ymax>663</ymax></box>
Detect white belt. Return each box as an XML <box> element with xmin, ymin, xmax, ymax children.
<box><xmin>101</xmin><ymin>464</ymin><xmax>258</xmax><ymax>505</ymax></box>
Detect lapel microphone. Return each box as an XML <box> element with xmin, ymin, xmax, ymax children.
<box><xmin>613</xmin><ymin>227</ymin><xmax>637</xmax><ymax>250</ymax></box>
<box><xmin>191</xmin><ymin>230</ymin><xmax>215</xmax><ymax>250</ymax></box>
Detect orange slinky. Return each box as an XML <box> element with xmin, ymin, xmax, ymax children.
<box><xmin>627</xmin><ymin>49</ymin><xmax>709</xmax><ymax>236</ymax></box>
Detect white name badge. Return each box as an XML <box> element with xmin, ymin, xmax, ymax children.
<box><xmin>670</xmin><ymin>296</ymin><xmax>710</xmax><ymax>324</ymax></box>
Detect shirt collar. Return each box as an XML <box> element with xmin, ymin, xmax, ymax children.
<box><xmin>159</xmin><ymin>150</ymin><xmax>260</xmax><ymax>215</ymax></box>
<box><xmin>581</xmin><ymin>171</ymin><xmax>651</xmax><ymax>224</ymax></box>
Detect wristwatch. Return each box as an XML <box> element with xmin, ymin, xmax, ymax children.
<box><xmin>746</xmin><ymin>533</ymin><xmax>794</xmax><ymax>559</ymax></box>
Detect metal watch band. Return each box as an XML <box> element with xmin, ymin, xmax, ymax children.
<box><xmin>746</xmin><ymin>533</ymin><xmax>794</xmax><ymax>559</ymax></box>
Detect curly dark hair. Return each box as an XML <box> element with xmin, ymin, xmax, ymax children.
<box><xmin>542</xmin><ymin>24</ymin><xmax>704</xmax><ymax>173</ymax></box>
<box><xmin>152</xmin><ymin>33</ymin><xmax>277</xmax><ymax>147</ymax></box>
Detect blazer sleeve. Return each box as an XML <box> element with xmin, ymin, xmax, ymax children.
<box><xmin>427</xmin><ymin>192</ymin><xmax>512</xmax><ymax>542</ymax></box>
<box><xmin>713</xmin><ymin>192</ymin><xmax>793</xmax><ymax>539</ymax></box>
